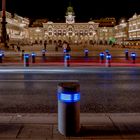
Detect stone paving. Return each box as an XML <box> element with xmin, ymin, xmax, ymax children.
<box><xmin>0</xmin><ymin>113</ymin><xmax>139</xmax><ymax>139</ymax></box>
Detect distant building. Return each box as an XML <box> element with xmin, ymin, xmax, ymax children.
<box><xmin>30</xmin><ymin>19</ymin><xmax>48</xmax><ymax>27</ymax></box>
<box><xmin>93</xmin><ymin>17</ymin><xmax>116</xmax><ymax>27</ymax></box>
<box><xmin>40</xmin><ymin>5</ymin><xmax>99</xmax><ymax>45</ymax></box>
<box><xmin>97</xmin><ymin>27</ymin><xmax>115</xmax><ymax>45</ymax></box>
<box><xmin>0</xmin><ymin>11</ymin><xmax>29</xmax><ymax>43</ymax></box>
<box><xmin>2</xmin><ymin>8</ymin><xmax>140</xmax><ymax>46</ymax></box>
<box><xmin>128</xmin><ymin>13</ymin><xmax>140</xmax><ymax>45</ymax></box>
<box><xmin>114</xmin><ymin>19</ymin><xmax>128</xmax><ymax>45</ymax></box>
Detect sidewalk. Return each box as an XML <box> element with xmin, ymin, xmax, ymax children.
<box><xmin>0</xmin><ymin>113</ymin><xmax>139</xmax><ymax>139</ymax></box>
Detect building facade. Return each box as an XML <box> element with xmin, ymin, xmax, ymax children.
<box><xmin>0</xmin><ymin>11</ymin><xmax>29</xmax><ymax>44</ymax></box>
<box><xmin>93</xmin><ymin>17</ymin><xmax>116</xmax><ymax>27</ymax></box>
<box><xmin>128</xmin><ymin>13</ymin><xmax>140</xmax><ymax>45</ymax></box>
<box><xmin>42</xmin><ymin>6</ymin><xmax>99</xmax><ymax>45</ymax></box>
<box><xmin>114</xmin><ymin>19</ymin><xmax>128</xmax><ymax>45</ymax></box>
<box><xmin>1</xmin><ymin>8</ymin><xmax>140</xmax><ymax>46</ymax></box>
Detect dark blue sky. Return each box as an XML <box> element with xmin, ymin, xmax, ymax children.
<box><xmin>1</xmin><ymin>0</ymin><xmax>140</xmax><ymax>22</ymax></box>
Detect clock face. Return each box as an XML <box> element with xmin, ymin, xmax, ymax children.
<box><xmin>67</xmin><ymin>15</ymin><xmax>74</xmax><ymax>23</ymax></box>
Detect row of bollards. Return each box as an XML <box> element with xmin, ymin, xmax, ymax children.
<box><xmin>23</xmin><ymin>50</ymin><xmax>47</xmax><ymax>67</ymax></box>
<box><xmin>0</xmin><ymin>49</ymin><xmax>137</xmax><ymax>65</ymax></box>
<box><xmin>24</xmin><ymin>53</ymin><xmax>37</xmax><ymax>67</ymax></box>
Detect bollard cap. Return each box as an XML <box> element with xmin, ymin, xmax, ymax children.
<box><xmin>125</xmin><ymin>50</ymin><xmax>128</xmax><ymax>53</ymax></box>
<box><xmin>58</xmin><ymin>82</ymin><xmax>80</xmax><ymax>93</ymax></box>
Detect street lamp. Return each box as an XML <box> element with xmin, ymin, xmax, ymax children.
<box><xmin>1</xmin><ymin>0</ymin><xmax>7</xmax><ymax>48</ymax></box>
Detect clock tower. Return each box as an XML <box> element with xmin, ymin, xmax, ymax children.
<box><xmin>65</xmin><ymin>5</ymin><xmax>75</xmax><ymax>24</ymax></box>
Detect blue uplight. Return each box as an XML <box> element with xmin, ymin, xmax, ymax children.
<box><xmin>63</xmin><ymin>49</ymin><xmax>66</xmax><ymax>53</ymax></box>
<box><xmin>106</xmin><ymin>54</ymin><xmax>111</xmax><ymax>59</ymax></box>
<box><xmin>24</xmin><ymin>54</ymin><xmax>29</xmax><ymax>58</ymax></box>
<box><xmin>42</xmin><ymin>49</ymin><xmax>46</xmax><ymax>53</ymax></box>
<box><xmin>125</xmin><ymin>50</ymin><xmax>128</xmax><ymax>53</ymax></box>
<box><xmin>58</xmin><ymin>92</ymin><xmax>80</xmax><ymax>103</ymax></box>
<box><xmin>84</xmin><ymin>49</ymin><xmax>89</xmax><ymax>53</ymax></box>
<box><xmin>31</xmin><ymin>52</ymin><xmax>36</xmax><ymax>56</ymax></box>
<box><xmin>131</xmin><ymin>53</ymin><xmax>136</xmax><ymax>57</ymax></box>
<box><xmin>65</xmin><ymin>54</ymin><xmax>70</xmax><ymax>59</ymax></box>
<box><xmin>105</xmin><ymin>50</ymin><xmax>109</xmax><ymax>53</ymax></box>
<box><xmin>0</xmin><ymin>53</ymin><xmax>3</xmax><ymax>57</ymax></box>
<box><xmin>100</xmin><ymin>52</ymin><xmax>104</xmax><ymax>57</ymax></box>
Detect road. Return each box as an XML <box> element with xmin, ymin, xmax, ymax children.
<box><xmin>0</xmin><ymin>67</ymin><xmax>140</xmax><ymax>113</ymax></box>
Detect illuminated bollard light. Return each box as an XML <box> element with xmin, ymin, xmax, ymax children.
<box><xmin>64</xmin><ymin>53</ymin><xmax>70</xmax><ymax>67</ymax></box>
<box><xmin>31</xmin><ymin>52</ymin><xmax>36</xmax><ymax>63</ymax></box>
<box><xmin>63</xmin><ymin>48</ymin><xmax>67</xmax><ymax>54</ymax></box>
<box><xmin>0</xmin><ymin>53</ymin><xmax>3</xmax><ymax>63</ymax></box>
<box><xmin>57</xmin><ymin>82</ymin><xmax>80</xmax><ymax>136</ymax></box>
<box><xmin>131</xmin><ymin>52</ymin><xmax>136</xmax><ymax>63</ymax></box>
<box><xmin>84</xmin><ymin>49</ymin><xmax>89</xmax><ymax>57</ymax></box>
<box><xmin>24</xmin><ymin>53</ymin><xmax>29</xmax><ymax>67</ymax></box>
<box><xmin>42</xmin><ymin>49</ymin><xmax>46</xmax><ymax>57</ymax></box>
<box><xmin>125</xmin><ymin>50</ymin><xmax>129</xmax><ymax>60</ymax></box>
<box><xmin>105</xmin><ymin>49</ymin><xmax>109</xmax><ymax>54</ymax></box>
<box><xmin>106</xmin><ymin>53</ymin><xmax>111</xmax><ymax>67</ymax></box>
<box><xmin>100</xmin><ymin>52</ymin><xmax>105</xmax><ymax>63</ymax></box>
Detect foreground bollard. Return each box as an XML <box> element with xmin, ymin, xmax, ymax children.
<box><xmin>0</xmin><ymin>53</ymin><xmax>3</xmax><ymax>63</ymax></box>
<box><xmin>57</xmin><ymin>82</ymin><xmax>80</xmax><ymax>136</ymax></box>
<box><xmin>125</xmin><ymin>50</ymin><xmax>129</xmax><ymax>60</ymax></box>
<box><xmin>131</xmin><ymin>52</ymin><xmax>136</xmax><ymax>63</ymax></box>
<box><xmin>24</xmin><ymin>53</ymin><xmax>29</xmax><ymax>67</ymax></box>
<box><xmin>106</xmin><ymin>53</ymin><xmax>111</xmax><ymax>67</ymax></box>
<box><xmin>100</xmin><ymin>52</ymin><xmax>105</xmax><ymax>63</ymax></box>
<box><xmin>31</xmin><ymin>52</ymin><xmax>36</xmax><ymax>63</ymax></box>
<box><xmin>64</xmin><ymin>53</ymin><xmax>70</xmax><ymax>67</ymax></box>
<box><xmin>84</xmin><ymin>49</ymin><xmax>89</xmax><ymax>57</ymax></box>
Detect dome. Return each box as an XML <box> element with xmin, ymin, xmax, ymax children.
<box><xmin>67</xmin><ymin>6</ymin><xmax>73</xmax><ymax>13</ymax></box>
<box><xmin>66</xmin><ymin>5</ymin><xmax>75</xmax><ymax>16</ymax></box>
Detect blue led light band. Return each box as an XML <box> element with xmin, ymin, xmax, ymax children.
<box><xmin>58</xmin><ymin>92</ymin><xmax>80</xmax><ymax>103</ymax></box>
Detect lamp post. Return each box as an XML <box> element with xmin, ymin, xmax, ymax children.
<box><xmin>1</xmin><ymin>0</ymin><xmax>7</xmax><ymax>48</ymax></box>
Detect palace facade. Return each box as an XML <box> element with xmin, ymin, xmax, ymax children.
<box><xmin>0</xmin><ymin>6</ymin><xmax>140</xmax><ymax>46</ymax></box>
<box><xmin>0</xmin><ymin>11</ymin><xmax>29</xmax><ymax>44</ymax></box>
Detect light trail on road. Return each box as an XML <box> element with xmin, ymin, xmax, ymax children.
<box><xmin>0</xmin><ymin>67</ymin><xmax>138</xmax><ymax>74</ymax></box>
<box><xmin>0</xmin><ymin>79</ymin><xmax>79</xmax><ymax>82</ymax></box>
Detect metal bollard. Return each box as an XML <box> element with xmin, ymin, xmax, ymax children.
<box><xmin>84</xmin><ymin>49</ymin><xmax>89</xmax><ymax>58</ymax></box>
<box><xmin>64</xmin><ymin>53</ymin><xmax>70</xmax><ymax>67</ymax></box>
<box><xmin>42</xmin><ymin>49</ymin><xmax>46</xmax><ymax>62</ymax></box>
<box><xmin>21</xmin><ymin>50</ymin><xmax>25</xmax><ymax>61</ymax></box>
<box><xmin>42</xmin><ymin>49</ymin><xmax>46</xmax><ymax>57</ymax></box>
<box><xmin>131</xmin><ymin>52</ymin><xmax>136</xmax><ymax>63</ymax></box>
<box><xmin>100</xmin><ymin>52</ymin><xmax>105</xmax><ymax>63</ymax></box>
<box><xmin>125</xmin><ymin>50</ymin><xmax>129</xmax><ymax>60</ymax></box>
<box><xmin>106</xmin><ymin>53</ymin><xmax>111</xmax><ymax>67</ymax></box>
<box><xmin>57</xmin><ymin>82</ymin><xmax>80</xmax><ymax>136</ymax></box>
<box><xmin>0</xmin><ymin>53</ymin><xmax>3</xmax><ymax>63</ymax></box>
<box><xmin>24</xmin><ymin>53</ymin><xmax>29</xmax><ymax>67</ymax></box>
<box><xmin>31</xmin><ymin>52</ymin><xmax>36</xmax><ymax>63</ymax></box>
